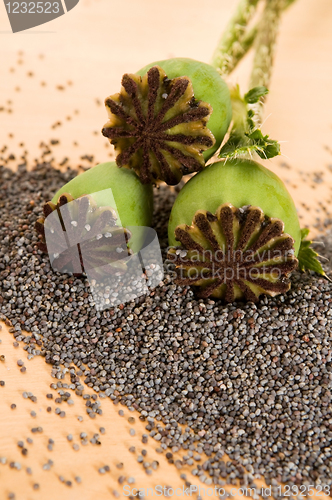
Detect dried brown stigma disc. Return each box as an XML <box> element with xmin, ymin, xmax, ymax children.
<box><xmin>35</xmin><ymin>193</ymin><xmax>131</xmax><ymax>278</ymax></box>
<box><xmin>102</xmin><ymin>66</ymin><xmax>215</xmax><ymax>185</ymax></box>
<box><xmin>168</xmin><ymin>204</ymin><xmax>298</xmax><ymax>303</ymax></box>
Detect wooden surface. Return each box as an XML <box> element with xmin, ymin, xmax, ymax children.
<box><xmin>0</xmin><ymin>0</ymin><xmax>332</xmax><ymax>498</ymax></box>
<box><xmin>1</xmin><ymin>323</ymin><xmax>224</xmax><ymax>500</ymax></box>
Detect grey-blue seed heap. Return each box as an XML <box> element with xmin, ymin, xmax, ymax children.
<box><xmin>0</xmin><ymin>162</ymin><xmax>332</xmax><ymax>497</ymax></box>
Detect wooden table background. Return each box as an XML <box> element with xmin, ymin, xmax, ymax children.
<box><xmin>0</xmin><ymin>0</ymin><xmax>332</xmax><ymax>498</ymax></box>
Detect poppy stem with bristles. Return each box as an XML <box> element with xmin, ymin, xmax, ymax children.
<box><xmin>211</xmin><ymin>0</ymin><xmax>260</xmax><ymax>77</ymax></box>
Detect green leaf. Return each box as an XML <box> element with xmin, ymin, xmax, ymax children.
<box><xmin>247</xmin><ymin>129</ymin><xmax>280</xmax><ymax>159</ymax></box>
<box><xmin>220</xmin><ymin>85</ymin><xmax>280</xmax><ymax>160</ymax></box>
<box><xmin>244</xmin><ymin>86</ymin><xmax>269</xmax><ymax>104</ymax></box>
<box><xmin>298</xmin><ymin>228</ymin><xmax>331</xmax><ymax>280</ymax></box>
<box><xmin>219</xmin><ymin>128</ymin><xmax>280</xmax><ymax>160</ymax></box>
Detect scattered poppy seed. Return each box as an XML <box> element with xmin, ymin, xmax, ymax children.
<box><xmin>1</xmin><ymin>161</ymin><xmax>332</xmax><ymax>493</ymax></box>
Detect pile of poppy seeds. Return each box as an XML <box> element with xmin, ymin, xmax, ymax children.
<box><xmin>1</xmin><ymin>160</ymin><xmax>332</xmax><ymax>498</ymax></box>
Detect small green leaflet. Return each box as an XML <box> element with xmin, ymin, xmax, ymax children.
<box><xmin>244</xmin><ymin>86</ymin><xmax>269</xmax><ymax>104</ymax></box>
<box><xmin>298</xmin><ymin>228</ymin><xmax>331</xmax><ymax>280</ymax></box>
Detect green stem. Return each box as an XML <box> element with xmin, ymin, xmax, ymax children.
<box><xmin>249</xmin><ymin>0</ymin><xmax>283</xmax><ymax>125</ymax></box>
<box><xmin>212</xmin><ymin>0</ymin><xmax>297</xmax><ymax>78</ymax></box>
<box><xmin>250</xmin><ymin>0</ymin><xmax>283</xmax><ymax>88</ymax></box>
<box><xmin>225</xmin><ymin>24</ymin><xmax>258</xmax><ymax>75</ymax></box>
<box><xmin>211</xmin><ymin>0</ymin><xmax>261</xmax><ymax>76</ymax></box>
